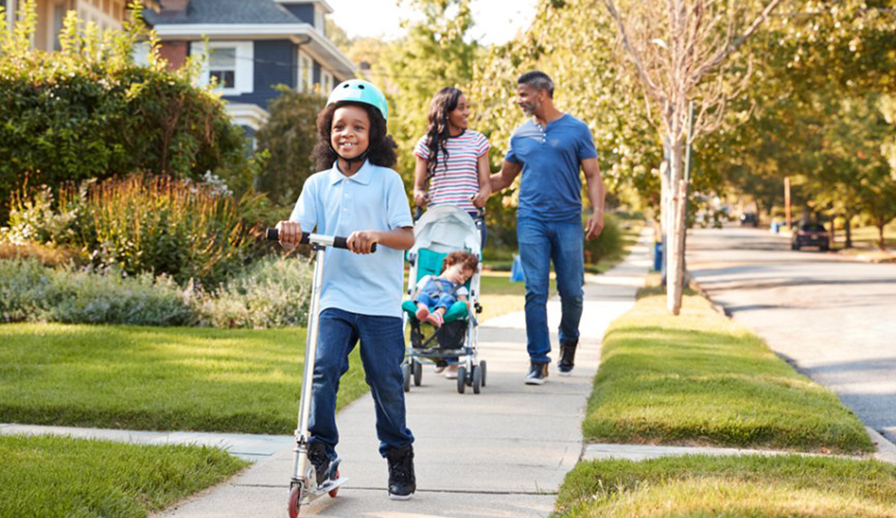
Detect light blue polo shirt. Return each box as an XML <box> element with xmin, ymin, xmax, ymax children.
<box><xmin>505</xmin><ymin>114</ymin><xmax>598</xmax><ymax>222</ymax></box>
<box><xmin>289</xmin><ymin>161</ymin><xmax>413</xmax><ymax>318</ymax></box>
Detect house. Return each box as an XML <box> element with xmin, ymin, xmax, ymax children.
<box><xmin>2</xmin><ymin>0</ymin><xmax>160</xmax><ymax>51</ymax></box>
<box><xmin>144</xmin><ymin>0</ymin><xmax>357</xmax><ymax>139</ymax></box>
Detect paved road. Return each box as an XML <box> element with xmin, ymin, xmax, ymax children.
<box><xmin>687</xmin><ymin>227</ymin><xmax>896</xmax><ymax>445</ymax></box>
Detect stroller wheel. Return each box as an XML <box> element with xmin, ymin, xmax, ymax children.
<box><xmin>288</xmin><ymin>485</ymin><xmax>302</xmax><ymax>517</ymax></box>
<box><xmin>472</xmin><ymin>364</ymin><xmax>482</xmax><ymax>394</ymax></box>
<box><xmin>456</xmin><ymin>366</ymin><xmax>466</xmax><ymax>394</ymax></box>
<box><xmin>479</xmin><ymin>360</ymin><xmax>487</xmax><ymax>387</ymax></box>
<box><xmin>413</xmin><ymin>360</ymin><xmax>423</xmax><ymax>386</ymax></box>
<box><xmin>401</xmin><ymin>362</ymin><xmax>411</xmax><ymax>392</ymax></box>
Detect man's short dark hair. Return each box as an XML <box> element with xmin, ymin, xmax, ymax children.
<box><xmin>517</xmin><ymin>71</ymin><xmax>554</xmax><ymax>98</ymax></box>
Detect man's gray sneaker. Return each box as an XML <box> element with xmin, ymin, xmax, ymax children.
<box><xmin>558</xmin><ymin>340</ymin><xmax>577</xmax><ymax>376</ymax></box>
<box><xmin>525</xmin><ymin>362</ymin><xmax>548</xmax><ymax>385</ymax></box>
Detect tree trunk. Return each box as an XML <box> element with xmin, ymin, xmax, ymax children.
<box><xmin>878</xmin><ymin>218</ymin><xmax>886</xmax><ymax>250</ymax></box>
<box><xmin>844</xmin><ymin>215</ymin><xmax>852</xmax><ymax>249</ymax></box>
<box><xmin>666</xmin><ymin>136</ymin><xmax>686</xmax><ymax>316</ymax></box>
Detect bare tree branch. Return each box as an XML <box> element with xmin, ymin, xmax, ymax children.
<box><xmin>603</xmin><ymin>0</ymin><xmax>663</xmax><ymax>100</ymax></box>
<box><xmin>692</xmin><ymin>0</ymin><xmax>784</xmax><ymax>80</ymax></box>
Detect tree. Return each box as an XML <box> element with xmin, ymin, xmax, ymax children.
<box><xmin>0</xmin><ymin>0</ymin><xmax>251</xmax><ymax>222</ymax></box>
<box><xmin>378</xmin><ymin>0</ymin><xmax>478</xmax><ymax>183</ymax></box>
<box><xmin>469</xmin><ymin>0</ymin><xmax>662</xmax><ymax>247</ymax></box>
<box><xmin>601</xmin><ymin>0</ymin><xmax>786</xmax><ymax>315</ymax></box>
<box><xmin>254</xmin><ymin>87</ymin><xmax>326</xmax><ymax>206</ymax></box>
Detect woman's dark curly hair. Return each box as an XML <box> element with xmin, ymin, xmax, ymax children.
<box><xmin>310</xmin><ymin>102</ymin><xmax>398</xmax><ymax>171</ymax></box>
<box><xmin>423</xmin><ymin>86</ymin><xmax>464</xmax><ymax>180</ymax></box>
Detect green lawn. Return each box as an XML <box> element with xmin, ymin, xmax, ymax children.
<box><xmin>584</xmin><ymin>292</ymin><xmax>873</xmax><ymax>454</ymax></box>
<box><xmin>0</xmin><ymin>434</ymin><xmax>247</xmax><ymax>518</ymax></box>
<box><xmin>0</xmin><ymin>324</ymin><xmax>368</xmax><ymax>434</ymax></box>
<box><xmin>555</xmin><ymin>454</ymin><xmax>896</xmax><ymax>517</ymax></box>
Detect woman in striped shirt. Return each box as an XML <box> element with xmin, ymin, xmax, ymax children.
<box><xmin>413</xmin><ymin>87</ymin><xmax>491</xmax><ymax>247</ymax></box>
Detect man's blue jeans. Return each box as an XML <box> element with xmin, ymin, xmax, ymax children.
<box><xmin>309</xmin><ymin>308</ymin><xmax>414</xmax><ymax>459</ymax></box>
<box><xmin>517</xmin><ymin>217</ymin><xmax>584</xmax><ymax>364</ymax></box>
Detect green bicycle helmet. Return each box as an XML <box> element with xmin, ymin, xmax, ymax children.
<box><xmin>327</xmin><ymin>79</ymin><xmax>389</xmax><ymax>121</ymax></box>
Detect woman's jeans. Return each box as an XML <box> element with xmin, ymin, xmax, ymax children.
<box><xmin>309</xmin><ymin>308</ymin><xmax>414</xmax><ymax>459</ymax></box>
<box><xmin>517</xmin><ymin>217</ymin><xmax>584</xmax><ymax>364</ymax></box>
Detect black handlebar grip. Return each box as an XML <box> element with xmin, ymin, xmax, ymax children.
<box><xmin>265</xmin><ymin>228</ymin><xmax>375</xmax><ymax>252</ymax></box>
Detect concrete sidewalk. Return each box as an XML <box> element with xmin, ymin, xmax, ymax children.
<box><xmin>2</xmin><ymin>231</ymin><xmax>652</xmax><ymax>518</ymax></box>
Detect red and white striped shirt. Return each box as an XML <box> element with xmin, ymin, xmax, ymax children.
<box><xmin>414</xmin><ymin>130</ymin><xmax>490</xmax><ymax>213</ymax></box>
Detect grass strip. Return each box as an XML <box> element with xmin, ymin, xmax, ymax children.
<box><xmin>0</xmin><ymin>323</ymin><xmax>367</xmax><ymax>434</ymax></box>
<box><xmin>0</xmin><ymin>434</ymin><xmax>247</xmax><ymax>518</ymax></box>
<box><xmin>584</xmin><ymin>292</ymin><xmax>873</xmax><ymax>453</ymax></box>
<box><xmin>556</xmin><ymin>454</ymin><xmax>896</xmax><ymax>517</ymax></box>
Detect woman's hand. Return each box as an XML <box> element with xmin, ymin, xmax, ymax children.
<box><xmin>471</xmin><ymin>187</ymin><xmax>490</xmax><ymax>209</ymax></box>
<box><xmin>275</xmin><ymin>221</ymin><xmax>302</xmax><ymax>248</ymax></box>
<box><xmin>413</xmin><ymin>189</ymin><xmax>428</xmax><ymax>207</ymax></box>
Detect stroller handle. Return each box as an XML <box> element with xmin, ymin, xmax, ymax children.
<box><xmin>265</xmin><ymin>228</ymin><xmax>375</xmax><ymax>252</ymax></box>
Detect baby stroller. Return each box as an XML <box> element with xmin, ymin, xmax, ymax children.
<box><xmin>401</xmin><ymin>206</ymin><xmax>486</xmax><ymax>394</ymax></box>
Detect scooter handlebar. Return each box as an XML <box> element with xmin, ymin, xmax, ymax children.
<box><xmin>265</xmin><ymin>228</ymin><xmax>375</xmax><ymax>252</ymax></box>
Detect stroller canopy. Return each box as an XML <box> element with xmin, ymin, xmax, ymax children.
<box><xmin>413</xmin><ymin>206</ymin><xmax>481</xmax><ymax>257</ymax></box>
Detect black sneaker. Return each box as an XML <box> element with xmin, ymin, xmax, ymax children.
<box><xmin>386</xmin><ymin>445</ymin><xmax>416</xmax><ymax>500</ymax></box>
<box><xmin>306</xmin><ymin>441</ymin><xmax>330</xmax><ymax>487</ymax></box>
<box><xmin>558</xmin><ymin>340</ymin><xmax>578</xmax><ymax>376</ymax></box>
<box><xmin>525</xmin><ymin>362</ymin><xmax>548</xmax><ymax>385</ymax></box>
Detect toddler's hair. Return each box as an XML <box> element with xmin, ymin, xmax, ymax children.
<box><xmin>310</xmin><ymin>102</ymin><xmax>398</xmax><ymax>170</ymax></box>
<box><xmin>442</xmin><ymin>251</ymin><xmax>478</xmax><ymax>273</ymax></box>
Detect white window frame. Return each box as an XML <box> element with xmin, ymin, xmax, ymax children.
<box><xmin>321</xmin><ymin>69</ymin><xmax>333</xmax><ymax>94</ymax></box>
<box><xmin>315</xmin><ymin>7</ymin><xmax>324</xmax><ymax>33</ymax></box>
<box><xmin>297</xmin><ymin>51</ymin><xmax>313</xmax><ymax>93</ymax></box>
<box><xmin>191</xmin><ymin>41</ymin><xmax>254</xmax><ymax>96</ymax></box>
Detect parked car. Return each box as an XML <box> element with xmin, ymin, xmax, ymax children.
<box><xmin>740</xmin><ymin>212</ymin><xmax>758</xmax><ymax>227</ymax></box>
<box><xmin>791</xmin><ymin>222</ymin><xmax>830</xmax><ymax>251</ymax></box>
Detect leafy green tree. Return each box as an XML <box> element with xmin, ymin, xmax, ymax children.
<box><xmin>0</xmin><ymin>0</ymin><xmax>251</xmax><ymax>222</ymax></box>
<box><xmin>254</xmin><ymin>87</ymin><xmax>326</xmax><ymax>206</ymax></box>
<box><xmin>379</xmin><ymin>0</ymin><xmax>478</xmax><ymax>182</ymax></box>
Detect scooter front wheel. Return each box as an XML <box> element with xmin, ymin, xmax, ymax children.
<box><xmin>288</xmin><ymin>485</ymin><xmax>302</xmax><ymax>517</ymax></box>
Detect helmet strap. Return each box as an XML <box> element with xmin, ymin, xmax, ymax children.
<box><xmin>333</xmin><ymin>147</ymin><xmax>370</xmax><ymax>171</ymax></box>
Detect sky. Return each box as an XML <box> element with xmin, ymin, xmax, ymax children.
<box><xmin>327</xmin><ymin>0</ymin><xmax>539</xmax><ymax>46</ymax></box>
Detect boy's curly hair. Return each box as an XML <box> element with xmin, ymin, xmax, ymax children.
<box><xmin>311</xmin><ymin>102</ymin><xmax>398</xmax><ymax>171</ymax></box>
<box><xmin>443</xmin><ymin>250</ymin><xmax>478</xmax><ymax>273</ymax></box>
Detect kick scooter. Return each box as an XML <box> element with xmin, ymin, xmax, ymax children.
<box><xmin>266</xmin><ymin>228</ymin><xmax>376</xmax><ymax>517</ymax></box>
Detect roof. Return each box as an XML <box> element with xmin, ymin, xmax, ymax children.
<box><xmin>145</xmin><ymin>0</ymin><xmax>299</xmax><ymax>25</ymax></box>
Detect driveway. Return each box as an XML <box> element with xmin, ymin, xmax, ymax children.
<box><xmin>687</xmin><ymin>227</ymin><xmax>896</xmax><ymax>445</ymax></box>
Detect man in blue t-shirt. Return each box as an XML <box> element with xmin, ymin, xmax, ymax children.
<box><xmin>490</xmin><ymin>71</ymin><xmax>606</xmax><ymax>385</ymax></box>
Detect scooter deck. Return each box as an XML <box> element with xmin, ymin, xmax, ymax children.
<box><xmin>299</xmin><ymin>477</ymin><xmax>349</xmax><ymax>505</ymax></box>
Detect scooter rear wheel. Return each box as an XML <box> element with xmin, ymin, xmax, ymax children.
<box><xmin>288</xmin><ymin>486</ymin><xmax>302</xmax><ymax>517</ymax></box>
<box><xmin>329</xmin><ymin>469</ymin><xmax>341</xmax><ymax>498</ymax></box>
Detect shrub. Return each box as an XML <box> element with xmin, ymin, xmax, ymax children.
<box><xmin>0</xmin><ymin>1</ymin><xmax>251</xmax><ymax>223</ymax></box>
<box><xmin>0</xmin><ymin>255</ymin><xmax>313</xmax><ymax>328</ymax></box>
<box><xmin>584</xmin><ymin>212</ymin><xmax>622</xmax><ymax>265</ymax></box>
<box><xmin>5</xmin><ymin>175</ymin><xmax>265</xmax><ymax>287</ymax></box>
<box><xmin>0</xmin><ymin>258</ymin><xmax>193</xmax><ymax>326</ymax></box>
<box><xmin>194</xmin><ymin>254</ymin><xmax>313</xmax><ymax>329</ymax></box>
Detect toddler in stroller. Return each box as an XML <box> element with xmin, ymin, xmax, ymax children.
<box><xmin>412</xmin><ymin>251</ymin><xmax>478</xmax><ymax>328</ymax></box>
<box><xmin>401</xmin><ymin>206</ymin><xmax>486</xmax><ymax>394</ymax></box>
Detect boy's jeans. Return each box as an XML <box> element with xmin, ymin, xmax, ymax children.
<box><xmin>517</xmin><ymin>217</ymin><xmax>584</xmax><ymax>364</ymax></box>
<box><xmin>309</xmin><ymin>308</ymin><xmax>414</xmax><ymax>459</ymax></box>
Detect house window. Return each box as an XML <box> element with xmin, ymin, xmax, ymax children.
<box><xmin>297</xmin><ymin>52</ymin><xmax>312</xmax><ymax>92</ymax></box>
<box><xmin>209</xmin><ymin>47</ymin><xmax>236</xmax><ymax>88</ymax></box>
<box><xmin>321</xmin><ymin>70</ymin><xmax>333</xmax><ymax>94</ymax></box>
<box><xmin>191</xmin><ymin>41</ymin><xmax>254</xmax><ymax>95</ymax></box>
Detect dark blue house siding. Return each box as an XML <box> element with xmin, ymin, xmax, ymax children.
<box><xmin>222</xmin><ymin>40</ymin><xmax>296</xmax><ymax>109</ymax></box>
<box><xmin>313</xmin><ymin>61</ymin><xmax>321</xmax><ymax>84</ymax></box>
<box><xmin>282</xmin><ymin>4</ymin><xmax>315</xmax><ymax>25</ymax></box>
